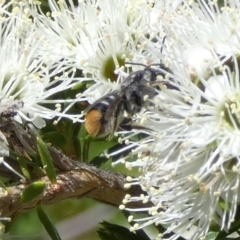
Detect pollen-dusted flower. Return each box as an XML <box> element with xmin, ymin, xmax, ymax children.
<box><xmin>112</xmin><ymin>1</ymin><xmax>240</xmax><ymax>239</ymax></box>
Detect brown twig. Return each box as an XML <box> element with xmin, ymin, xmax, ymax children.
<box><xmin>0</xmin><ymin>146</ymin><xmax>151</xmax><ymax>217</ymax></box>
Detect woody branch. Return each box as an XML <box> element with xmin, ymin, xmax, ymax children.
<box><xmin>0</xmin><ymin>147</ymin><xmax>151</xmax><ymax>217</ymax></box>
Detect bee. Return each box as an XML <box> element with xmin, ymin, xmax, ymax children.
<box><xmin>84</xmin><ymin>63</ymin><xmax>173</xmax><ymax>138</ymax></box>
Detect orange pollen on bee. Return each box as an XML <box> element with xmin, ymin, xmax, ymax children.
<box><xmin>85</xmin><ymin>110</ymin><xmax>103</xmax><ymax>137</ymax></box>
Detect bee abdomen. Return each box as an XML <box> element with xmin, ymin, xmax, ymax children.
<box><xmin>85</xmin><ymin>109</ymin><xmax>103</xmax><ymax>137</ymax></box>
<box><xmin>84</xmin><ymin>92</ymin><xmax>122</xmax><ymax>137</ymax></box>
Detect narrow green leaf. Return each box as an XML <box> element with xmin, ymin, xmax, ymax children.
<box><xmin>43</xmin><ymin>132</ymin><xmax>67</xmax><ymax>148</ymax></box>
<box><xmin>21</xmin><ymin>180</ymin><xmax>46</xmax><ymax>203</ymax></box>
<box><xmin>71</xmin><ymin>81</ymin><xmax>86</xmax><ymax>90</ymax></box>
<box><xmin>18</xmin><ymin>156</ymin><xmax>31</xmax><ymax>179</ymax></box>
<box><xmin>79</xmin><ymin>135</ymin><xmax>118</xmax><ymax>163</ymax></box>
<box><xmin>73</xmin><ymin>137</ymin><xmax>81</xmax><ymax>159</ymax></box>
<box><xmin>90</xmin><ymin>156</ymin><xmax>109</xmax><ymax>167</ymax></box>
<box><xmin>0</xmin><ymin>178</ymin><xmax>6</xmax><ymax>190</ymax></box>
<box><xmin>37</xmin><ymin>205</ymin><xmax>61</xmax><ymax>240</ymax></box>
<box><xmin>37</xmin><ymin>137</ymin><xmax>56</xmax><ymax>183</ymax></box>
<box><xmin>88</xmin><ymin>141</ymin><xmax>117</xmax><ymax>162</ymax></box>
<box><xmin>205</xmin><ymin>232</ymin><xmax>218</xmax><ymax>240</ymax></box>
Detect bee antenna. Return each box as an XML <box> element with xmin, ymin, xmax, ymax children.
<box><xmin>160</xmin><ymin>35</ymin><xmax>167</xmax><ymax>55</ymax></box>
<box><xmin>125</xmin><ymin>62</ymin><xmax>147</xmax><ymax>67</ymax></box>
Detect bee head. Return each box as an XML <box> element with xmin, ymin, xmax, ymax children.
<box><xmin>143</xmin><ymin>67</ymin><xmax>160</xmax><ymax>82</ymax></box>
<box><xmin>125</xmin><ymin>62</ymin><xmax>172</xmax><ymax>83</ymax></box>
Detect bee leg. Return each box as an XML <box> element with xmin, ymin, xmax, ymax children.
<box><xmin>106</xmin><ymin>134</ymin><xmax>114</xmax><ymax>141</ymax></box>
<box><xmin>119</xmin><ymin>124</ymin><xmax>133</xmax><ymax>131</ymax></box>
<box><xmin>123</xmin><ymin>98</ymin><xmax>142</xmax><ymax>116</ymax></box>
<box><xmin>119</xmin><ymin>123</ymin><xmax>152</xmax><ymax>133</ymax></box>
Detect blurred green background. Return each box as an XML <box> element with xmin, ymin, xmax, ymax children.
<box><xmin>5</xmin><ymin>198</ymin><xmax>126</xmax><ymax>240</ymax></box>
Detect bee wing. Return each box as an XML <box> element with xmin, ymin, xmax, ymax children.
<box><xmin>84</xmin><ymin>90</ymin><xmax>121</xmax><ymax>114</ymax></box>
<box><xmin>136</xmin><ymin>84</ymin><xmax>157</xmax><ymax>98</ymax></box>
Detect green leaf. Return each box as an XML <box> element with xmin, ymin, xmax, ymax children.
<box><xmin>79</xmin><ymin>136</ymin><xmax>118</xmax><ymax>163</ymax></box>
<box><xmin>3</xmin><ymin>215</ymin><xmax>18</xmax><ymax>233</ymax></box>
<box><xmin>97</xmin><ymin>221</ymin><xmax>150</xmax><ymax>240</ymax></box>
<box><xmin>88</xmin><ymin>141</ymin><xmax>117</xmax><ymax>162</ymax></box>
<box><xmin>90</xmin><ymin>156</ymin><xmax>110</xmax><ymax>167</ymax></box>
<box><xmin>205</xmin><ymin>232</ymin><xmax>218</xmax><ymax>240</ymax></box>
<box><xmin>73</xmin><ymin>137</ymin><xmax>81</xmax><ymax>159</ymax></box>
<box><xmin>37</xmin><ymin>205</ymin><xmax>61</xmax><ymax>240</ymax></box>
<box><xmin>71</xmin><ymin>81</ymin><xmax>86</xmax><ymax>90</ymax></box>
<box><xmin>37</xmin><ymin>137</ymin><xmax>57</xmax><ymax>183</ymax></box>
<box><xmin>21</xmin><ymin>180</ymin><xmax>46</xmax><ymax>203</ymax></box>
<box><xmin>18</xmin><ymin>156</ymin><xmax>31</xmax><ymax>179</ymax></box>
<box><xmin>0</xmin><ymin>178</ymin><xmax>6</xmax><ymax>190</ymax></box>
<box><xmin>43</xmin><ymin>132</ymin><xmax>67</xmax><ymax>148</ymax></box>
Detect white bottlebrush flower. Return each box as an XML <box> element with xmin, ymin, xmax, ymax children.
<box><xmin>0</xmin><ymin>3</ymin><xmax>80</xmax><ymax>127</ymax></box>
<box><xmin>112</xmin><ymin>1</ymin><xmax>240</xmax><ymax>239</ymax></box>
<box><xmin>0</xmin><ymin>2</ymin><xmax>83</xmax><ymax>182</ymax></box>
<box><xmin>30</xmin><ymin>0</ymin><xmax>167</xmax><ymax>105</ymax></box>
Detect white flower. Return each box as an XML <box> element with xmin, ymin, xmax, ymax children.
<box><xmin>0</xmin><ymin>2</ymin><xmax>84</xmax><ymax>183</ymax></box>
<box><xmin>0</xmin><ymin>3</ymin><xmax>79</xmax><ymax>127</ymax></box>
<box><xmin>111</xmin><ymin>1</ymin><xmax>240</xmax><ymax>239</ymax></box>
<box><xmin>31</xmin><ymin>0</ymin><xmax>168</xmax><ymax>105</ymax></box>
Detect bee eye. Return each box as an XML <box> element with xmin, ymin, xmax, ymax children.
<box><xmin>134</xmin><ymin>73</ymin><xmax>144</xmax><ymax>81</ymax></box>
